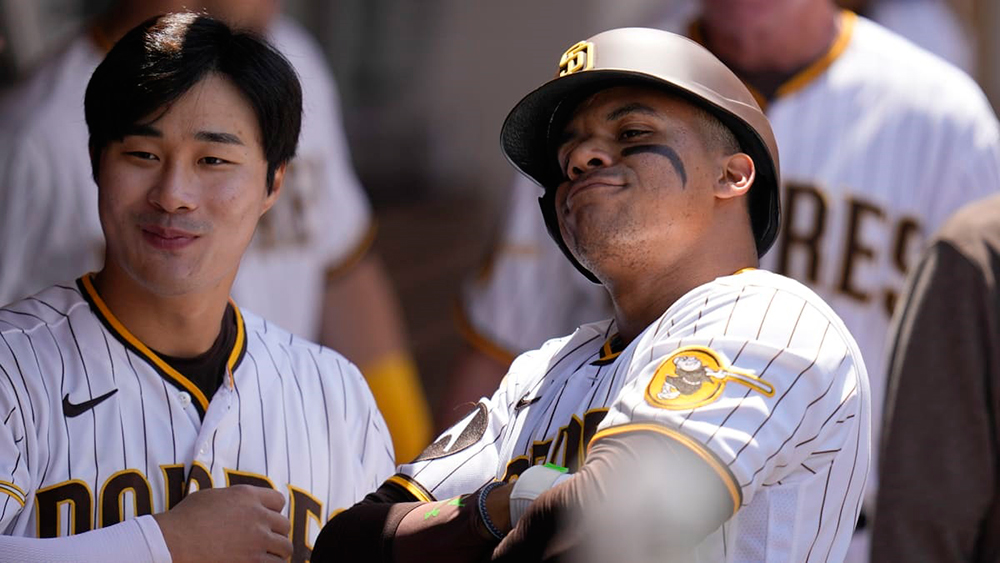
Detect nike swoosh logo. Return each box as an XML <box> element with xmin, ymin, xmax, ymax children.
<box><xmin>515</xmin><ymin>395</ymin><xmax>541</xmax><ymax>411</ymax></box>
<box><xmin>62</xmin><ymin>389</ymin><xmax>118</xmax><ymax>418</ymax></box>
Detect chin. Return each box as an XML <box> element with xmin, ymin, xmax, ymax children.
<box><xmin>124</xmin><ymin>260</ymin><xmax>210</xmax><ymax>297</ymax></box>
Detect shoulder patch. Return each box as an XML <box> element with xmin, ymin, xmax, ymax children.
<box><xmin>413</xmin><ymin>403</ymin><xmax>489</xmax><ymax>462</ymax></box>
<box><xmin>645</xmin><ymin>346</ymin><xmax>774</xmax><ymax>410</ymax></box>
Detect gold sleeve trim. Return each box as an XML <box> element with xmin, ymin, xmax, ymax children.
<box><xmin>324</xmin><ymin>221</ymin><xmax>378</xmax><ymax>282</ymax></box>
<box><xmin>386</xmin><ymin>474</ymin><xmax>435</xmax><ymax>503</ymax></box>
<box><xmin>588</xmin><ymin>423</ymin><xmax>742</xmax><ymax>515</ymax></box>
<box><xmin>452</xmin><ymin>300</ymin><xmax>517</xmax><ymax>367</ymax></box>
<box><xmin>0</xmin><ymin>480</ymin><xmax>25</xmax><ymax>507</ymax></box>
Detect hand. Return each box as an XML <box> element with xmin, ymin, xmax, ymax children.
<box><xmin>154</xmin><ymin>485</ymin><xmax>292</xmax><ymax>562</ymax></box>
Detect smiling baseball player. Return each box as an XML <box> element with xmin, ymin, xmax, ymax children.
<box><xmin>0</xmin><ymin>13</ymin><xmax>393</xmax><ymax>562</ymax></box>
<box><xmin>313</xmin><ymin>27</ymin><xmax>870</xmax><ymax>563</ymax></box>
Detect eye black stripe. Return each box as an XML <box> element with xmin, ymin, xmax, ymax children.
<box><xmin>621</xmin><ymin>144</ymin><xmax>687</xmax><ymax>185</ymax></box>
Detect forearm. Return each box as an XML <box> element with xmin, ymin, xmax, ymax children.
<box><xmin>312</xmin><ymin>482</ymin><xmax>506</xmax><ymax>563</ymax></box>
<box><xmin>493</xmin><ymin>429</ymin><xmax>733</xmax><ymax>562</ymax></box>
<box><xmin>0</xmin><ymin>515</ymin><xmax>170</xmax><ymax>563</ymax></box>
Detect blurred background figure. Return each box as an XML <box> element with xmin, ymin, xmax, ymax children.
<box><xmin>0</xmin><ymin>0</ymin><xmax>432</xmax><ymax>462</ymax></box>
<box><xmin>446</xmin><ymin>1</ymin><xmax>999</xmax><ymax>561</ymax></box>
<box><xmin>872</xmin><ymin>193</ymin><xmax>1000</xmax><ymax>562</ymax></box>
<box><xmin>838</xmin><ymin>0</ymin><xmax>975</xmax><ymax>71</ymax></box>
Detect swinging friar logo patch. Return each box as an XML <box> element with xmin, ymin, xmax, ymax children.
<box><xmin>645</xmin><ymin>346</ymin><xmax>775</xmax><ymax>410</ymax></box>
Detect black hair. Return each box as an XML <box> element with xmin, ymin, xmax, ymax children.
<box><xmin>84</xmin><ymin>12</ymin><xmax>302</xmax><ymax>193</ymax></box>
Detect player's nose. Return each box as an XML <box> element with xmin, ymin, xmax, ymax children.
<box><xmin>565</xmin><ymin>138</ymin><xmax>615</xmax><ymax>181</ymax></box>
<box><xmin>147</xmin><ymin>161</ymin><xmax>197</xmax><ymax>213</ymax></box>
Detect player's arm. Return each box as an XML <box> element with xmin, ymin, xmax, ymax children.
<box><xmin>315</xmin><ymin>384</ymin><xmax>518</xmax><ymax>563</ymax></box>
<box><xmin>0</xmin><ymin>486</ymin><xmax>291</xmax><ymax>562</ymax></box>
<box><xmin>311</xmin><ymin>477</ymin><xmax>511</xmax><ymax>563</ymax></box>
<box><xmin>491</xmin><ymin>427</ymin><xmax>733</xmax><ymax>562</ymax></box>
<box><xmin>872</xmin><ymin>238</ymin><xmax>996</xmax><ymax>561</ymax></box>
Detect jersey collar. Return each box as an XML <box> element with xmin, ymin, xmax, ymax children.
<box><xmin>689</xmin><ymin>10</ymin><xmax>857</xmax><ymax>108</ymax></box>
<box><xmin>591</xmin><ymin>332</ymin><xmax>625</xmax><ymax>366</ymax></box>
<box><xmin>76</xmin><ymin>274</ymin><xmax>247</xmax><ymax>416</ymax></box>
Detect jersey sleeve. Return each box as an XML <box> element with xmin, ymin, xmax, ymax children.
<box><xmin>393</xmin><ymin>364</ymin><xmax>524</xmax><ymax>501</ymax></box>
<box><xmin>460</xmin><ymin>175</ymin><xmax>611</xmax><ymax>357</ymax></box>
<box><xmin>0</xmin><ymin>353</ymin><xmax>32</xmax><ymax>531</ymax></box>
<box><xmin>596</xmin><ymin>278</ymin><xmax>870</xmax><ymax>512</ymax></box>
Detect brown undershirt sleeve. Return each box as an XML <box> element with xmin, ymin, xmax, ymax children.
<box><xmin>311</xmin><ymin>479</ymin><xmax>501</xmax><ymax>563</ymax></box>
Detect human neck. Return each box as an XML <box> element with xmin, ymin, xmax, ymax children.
<box><xmin>92</xmin><ymin>264</ymin><xmax>232</xmax><ymax>358</ymax></box>
<box><xmin>700</xmin><ymin>3</ymin><xmax>840</xmax><ymax>75</ymax></box>
<box><xmin>605</xmin><ymin>235</ymin><xmax>757</xmax><ymax>344</ymax></box>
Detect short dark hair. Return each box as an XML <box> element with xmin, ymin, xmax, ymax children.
<box><xmin>85</xmin><ymin>12</ymin><xmax>302</xmax><ymax>192</ymax></box>
<box><xmin>691</xmin><ymin>105</ymin><xmax>741</xmax><ymax>156</ymax></box>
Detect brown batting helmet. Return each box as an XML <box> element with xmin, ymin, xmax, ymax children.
<box><xmin>500</xmin><ymin>27</ymin><xmax>781</xmax><ymax>283</ymax></box>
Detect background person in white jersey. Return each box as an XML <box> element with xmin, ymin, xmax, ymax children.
<box><xmin>0</xmin><ymin>0</ymin><xmax>431</xmax><ymax>463</ymax></box>
<box><xmin>312</xmin><ymin>28</ymin><xmax>870</xmax><ymax>562</ymax></box>
<box><xmin>0</xmin><ymin>13</ymin><xmax>394</xmax><ymax>562</ymax></box>
<box><xmin>447</xmin><ymin>0</ymin><xmax>999</xmax><ymax>551</ymax></box>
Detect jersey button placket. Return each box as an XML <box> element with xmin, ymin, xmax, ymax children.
<box><xmin>178</xmin><ymin>391</ymin><xmax>192</xmax><ymax>408</ymax></box>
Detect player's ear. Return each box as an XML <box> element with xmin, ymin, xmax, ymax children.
<box><xmin>714</xmin><ymin>152</ymin><xmax>754</xmax><ymax>200</ymax></box>
<box><xmin>261</xmin><ymin>163</ymin><xmax>286</xmax><ymax>215</ymax></box>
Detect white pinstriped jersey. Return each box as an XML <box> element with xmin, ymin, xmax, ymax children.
<box><xmin>0</xmin><ymin>278</ymin><xmax>394</xmax><ymax>559</ymax></box>
<box><xmin>413</xmin><ymin>269</ymin><xmax>869</xmax><ymax>561</ymax></box>
<box><xmin>462</xmin><ymin>12</ymin><xmax>998</xmax><ymax>511</ymax></box>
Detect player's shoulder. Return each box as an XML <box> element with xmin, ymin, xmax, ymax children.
<box><xmin>266</xmin><ymin>15</ymin><xmax>335</xmax><ymax>91</ymax></box>
<box><xmin>504</xmin><ymin>319</ymin><xmax>613</xmax><ymax>385</ymax></box>
<box><xmin>931</xmin><ymin>194</ymin><xmax>1000</xmax><ymax>258</ymax></box>
<box><xmin>238</xmin><ymin>307</ymin><xmax>366</xmax><ymax>385</ymax></box>
<box><xmin>840</xmin><ymin>16</ymin><xmax>991</xmax><ymax>119</ymax></box>
<box><xmin>0</xmin><ymin>281</ymin><xmax>89</xmax><ymax>335</ymax></box>
<box><xmin>268</xmin><ymin>16</ymin><xmax>325</xmax><ymax>61</ymax></box>
<box><xmin>662</xmin><ymin>268</ymin><xmax>859</xmax><ymax>349</ymax></box>
<box><xmin>240</xmin><ymin>307</ymin><xmax>336</xmax><ymax>360</ymax></box>
<box><xmin>0</xmin><ymin>34</ymin><xmax>99</xmax><ymax>140</ymax></box>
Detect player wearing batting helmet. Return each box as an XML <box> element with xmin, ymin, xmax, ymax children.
<box><xmin>0</xmin><ymin>13</ymin><xmax>394</xmax><ymax>562</ymax></box>
<box><xmin>313</xmin><ymin>27</ymin><xmax>870</xmax><ymax>563</ymax></box>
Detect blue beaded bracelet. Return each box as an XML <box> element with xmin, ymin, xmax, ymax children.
<box><xmin>477</xmin><ymin>480</ymin><xmax>507</xmax><ymax>541</ymax></box>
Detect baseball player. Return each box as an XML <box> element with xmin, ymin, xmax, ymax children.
<box><xmin>0</xmin><ymin>0</ymin><xmax>431</xmax><ymax>463</ymax></box>
<box><xmin>449</xmin><ymin>3</ymin><xmax>999</xmax><ymax>556</ymax></box>
<box><xmin>314</xmin><ymin>28</ymin><xmax>870</xmax><ymax>562</ymax></box>
<box><xmin>0</xmin><ymin>13</ymin><xmax>393</xmax><ymax>562</ymax></box>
